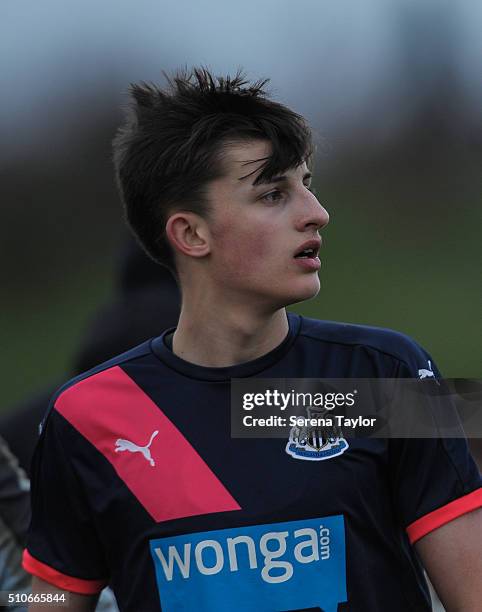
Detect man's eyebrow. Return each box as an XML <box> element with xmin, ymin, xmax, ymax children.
<box><xmin>248</xmin><ymin>171</ymin><xmax>313</xmax><ymax>187</ymax></box>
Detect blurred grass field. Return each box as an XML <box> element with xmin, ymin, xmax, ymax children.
<box><xmin>2</xmin><ymin>177</ymin><xmax>479</xmax><ymax>412</ymax></box>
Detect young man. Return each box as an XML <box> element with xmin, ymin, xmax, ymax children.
<box><xmin>24</xmin><ymin>69</ymin><xmax>481</xmax><ymax>611</ymax></box>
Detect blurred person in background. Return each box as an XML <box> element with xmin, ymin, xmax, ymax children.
<box><xmin>0</xmin><ymin>437</ymin><xmax>30</xmax><ymax>611</ymax></box>
<box><xmin>0</xmin><ymin>239</ymin><xmax>180</xmax><ymax>475</ymax></box>
<box><xmin>23</xmin><ymin>69</ymin><xmax>481</xmax><ymax>611</ymax></box>
<box><xmin>0</xmin><ymin>239</ymin><xmax>179</xmax><ymax>611</ymax></box>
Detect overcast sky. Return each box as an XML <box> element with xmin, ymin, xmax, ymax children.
<box><xmin>2</xmin><ymin>0</ymin><xmax>481</xmax><ymax>158</ymax></box>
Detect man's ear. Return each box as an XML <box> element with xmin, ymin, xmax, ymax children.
<box><xmin>165</xmin><ymin>212</ymin><xmax>211</xmax><ymax>259</ymax></box>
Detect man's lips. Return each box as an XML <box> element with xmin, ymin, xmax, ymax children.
<box><xmin>293</xmin><ymin>238</ymin><xmax>321</xmax><ymax>259</ymax></box>
<box><xmin>294</xmin><ymin>255</ymin><xmax>321</xmax><ymax>271</ymax></box>
<box><xmin>293</xmin><ymin>238</ymin><xmax>321</xmax><ymax>272</ymax></box>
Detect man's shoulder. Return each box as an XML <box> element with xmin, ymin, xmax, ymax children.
<box><xmin>297</xmin><ymin>315</ymin><xmax>433</xmax><ymax>370</ymax></box>
<box><xmin>42</xmin><ymin>340</ymin><xmax>154</xmax><ymax>430</ymax></box>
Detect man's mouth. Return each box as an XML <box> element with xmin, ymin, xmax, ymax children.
<box><xmin>293</xmin><ymin>239</ymin><xmax>321</xmax><ymax>259</ymax></box>
<box><xmin>294</xmin><ymin>248</ymin><xmax>317</xmax><ymax>259</ymax></box>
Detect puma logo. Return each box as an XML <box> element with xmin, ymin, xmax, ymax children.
<box><xmin>418</xmin><ymin>360</ymin><xmax>435</xmax><ymax>379</ymax></box>
<box><xmin>114</xmin><ymin>430</ymin><xmax>159</xmax><ymax>466</ymax></box>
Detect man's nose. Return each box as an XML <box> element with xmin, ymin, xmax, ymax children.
<box><xmin>296</xmin><ymin>192</ymin><xmax>330</xmax><ymax>232</ymax></box>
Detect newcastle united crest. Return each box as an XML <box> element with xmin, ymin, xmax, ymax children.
<box><xmin>285</xmin><ymin>406</ymin><xmax>349</xmax><ymax>461</ymax></box>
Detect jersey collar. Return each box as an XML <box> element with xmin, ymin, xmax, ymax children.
<box><xmin>151</xmin><ymin>312</ymin><xmax>301</xmax><ymax>381</ymax></box>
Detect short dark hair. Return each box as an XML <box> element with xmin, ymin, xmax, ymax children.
<box><xmin>113</xmin><ymin>67</ymin><xmax>313</xmax><ymax>273</ymax></box>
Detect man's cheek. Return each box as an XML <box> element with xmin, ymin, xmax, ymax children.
<box><xmin>232</xmin><ymin>236</ymin><xmax>274</xmax><ymax>274</ymax></box>
<box><xmin>220</xmin><ymin>229</ymin><xmax>270</xmax><ymax>262</ymax></box>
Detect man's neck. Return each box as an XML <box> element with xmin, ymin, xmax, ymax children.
<box><xmin>172</xmin><ymin>305</ymin><xmax>289</xmax><ymax>368</ymax></box>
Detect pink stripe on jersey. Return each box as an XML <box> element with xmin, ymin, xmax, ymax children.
<box><xmin>54</xmin><ymin>366</ymin><xmax>241</xmax><ymax>522</ymax></box>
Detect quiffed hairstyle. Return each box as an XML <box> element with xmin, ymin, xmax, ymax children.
<box><xmin>113</xmin><ymin>67</ymin><xmax>313</xmax><ymax>274</ymax></box>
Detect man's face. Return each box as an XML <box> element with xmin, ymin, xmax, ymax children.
<box><xmin>204</xmin><ymin>140</ymin><xmax>330</xmax><ymax>310</ymax></box>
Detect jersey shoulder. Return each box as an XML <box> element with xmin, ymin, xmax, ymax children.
<box><xmin>298</xmin><ymin>315</ymin><xmax>436</xmax><ymax>375</ymax></box>
<box><xmin>41</xmin><ymin>340</ymin><xmax>154</xmax><ymax>431</ymax></box>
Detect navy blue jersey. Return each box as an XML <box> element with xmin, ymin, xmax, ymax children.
<box><xmin>24</xmin><ymin>313</ymin><xmax>481</xmax><ymax>611</ymax></box>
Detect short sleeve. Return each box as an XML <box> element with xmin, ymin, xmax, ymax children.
<box><xmin>23</xmin><ymin>408</ymin><xmax>109</xmax><ymax>594</ymax></box>
<box><xmin>389</xmin><ymin>343</ymin><xmax>482</xmax><ymax>544</ymax></box>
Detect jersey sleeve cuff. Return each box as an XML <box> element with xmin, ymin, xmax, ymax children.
<box><xmin>22</xmin><ymin>549</ymin><xmax>107</xmax><ymax>595</ymax></box>
<box><xmin>406</xmin><ymin>487</ymin><xmax>482</xmax><ymax>545</ymax></box>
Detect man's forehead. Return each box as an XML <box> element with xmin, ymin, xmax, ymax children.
<box><xmin>220</xmin><ymin>140</ymin><xmax>308</xmax><ymax>184</ymax></box>
<box><xmin>221</xmin><ymin>140</ymin><xmax>272</xmax><ymax>176</ymax></box>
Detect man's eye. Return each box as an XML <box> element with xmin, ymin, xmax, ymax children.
<box><xmin>262</xmin><ymin>189</ymin><xmax>284</xmax><ymax>203</ymax></box>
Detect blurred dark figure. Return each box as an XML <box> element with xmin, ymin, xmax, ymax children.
<box><xmin>0</xmin><ymin>437</ymin><xmax>30</xmax><ymax>610</ymax></box>
<box><xmin>0</xmin><ymin>239</ymin><xmax>180</xmax><ymax>475</ymax></box>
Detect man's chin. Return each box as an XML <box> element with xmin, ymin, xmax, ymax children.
<box><xmin>284</xmin><ymin>278</ymin><xmax>321</xmax><ymax>306</ymax></box>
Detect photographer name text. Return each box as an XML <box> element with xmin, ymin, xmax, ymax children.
<box><xmin>243</xmin><ymin>415</ymin><xmax>376</xmax><ymax>428</ymax></box>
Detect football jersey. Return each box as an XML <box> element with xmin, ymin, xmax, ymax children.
<box><xmin>24</xmin><ymin>313</ymin><xmax>482</xmax><ymax>611</ymax></box>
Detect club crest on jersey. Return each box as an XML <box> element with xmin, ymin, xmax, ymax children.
<box><xmin>285</xmin><ymin>407</ymin><xmax>349</xmax><ymax>461</ymax></box>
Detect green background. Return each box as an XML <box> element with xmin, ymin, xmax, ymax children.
<box><xmin>2</xmin><ymin>138</ymin><xmax>480</xmax><ymax>411</ymax></box>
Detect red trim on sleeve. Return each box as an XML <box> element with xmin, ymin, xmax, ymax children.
<box><xmin>406</xmin><ymin>487</ymin><xmax>482</xmax><ymax>545</ymax></box>
<box><xmin>22</xmin><ymin>549</ymin><xmax>107</xmax><ymax>595</ymax></box>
